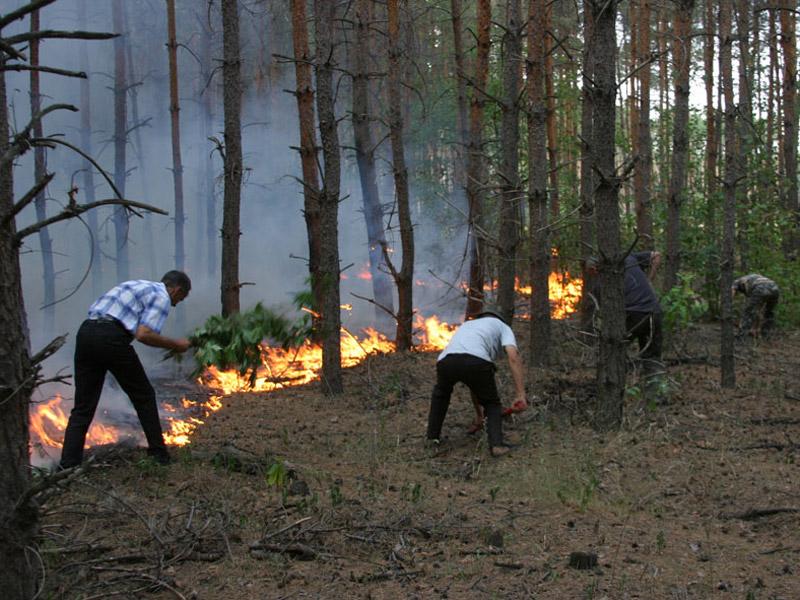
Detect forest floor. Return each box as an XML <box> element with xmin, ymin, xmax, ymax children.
<box><xmin>37</xmin><ymin>319</ymin><xmax>800</xmax><ymax>600</ymax></box>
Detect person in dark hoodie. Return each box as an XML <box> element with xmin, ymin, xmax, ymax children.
<box><xmin>585</xmin><ymin>251</ymin><xmax>665</xmax><ymax>399</ymax></box>
<box><xmin>426</xmin><ymin>308</ymin><xmax>526</xmax><ymax>457</ymax></box>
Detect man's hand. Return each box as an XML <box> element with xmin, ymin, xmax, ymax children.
<box><xmin>174</xmin><ymin>338</ymin><xmax>192</xmax><ymax>353</ymax></box>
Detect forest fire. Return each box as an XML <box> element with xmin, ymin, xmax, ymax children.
<box><xmin>29</xmin><ymin>313</ymin><xmax>459</xmax><ymax>456</ymax></box>
<box><xmin>29</xmin><ymin>269</ymin><xmax>582</xmax><ymax>457</ymax></box>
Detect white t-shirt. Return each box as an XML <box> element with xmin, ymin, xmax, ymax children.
<box><xmin>438</xmin><ymin>317</ymin><xmax>517</xmax><ymax>364</ymax></box>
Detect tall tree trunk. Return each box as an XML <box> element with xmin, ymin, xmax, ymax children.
<box><xmin>497</xmin><ymin>0</ymin><xmax>522</xmax><ymax>324</ymax></box>
<box><xmin>545</xmin><ymin>2</ymin><xmax>560</xmax><ymax>220</ymax></box>
<box><xmin>450</xmin><ymin>0</ymin><xmax>469</xmax><ymax>196</ymax></box>
<box><xmin>386</xmin><ymin>0</ymin><xmax>414</xmax><ymax>350</ymax></box>
<box><xmin>780</xmin><ymin>0</ymin><xmax>798</xmax><ymax>256</ymax></box>
<box><xmin>314</xmin><ymin>0</ymin><xmax>344</xmax><ymax>390</ymax></box>
<box><xmin>352</xmin><ymin>0</ymin><xmax>394</xmax><ymax>328</ymax></box>
<box><xmin>0</xmin><ymin>52</ymin><xmax>38</xmax><ymax>600</ymax></box>
<box><xmin>290</xmin><ymin>0</ymin><xmax>323</xmax><ymax>345</ymax></box>
<box><xmin>720</xmin><ymin>0</ymin><xmax>737</xmax><ymax>389</ymax></box>
<box><xmin>29</xmin><ymin>9</ymin><xmax>55</xmax><ymax>337</ymax></box>
<box><xmin>198</xmin><ymin>14</ymin><xmax>217</xmax><ymax>279</ymax></box>
<box><xmin>528</xmin><ymin>0</ymin><xmax>550</xmax><ymax>367</ymax></box>
<box><xmin>591</xmin><ymin>0</ymin><xmax>626</xmax><ymax>430</ymax></box>
<box><xmin>166</xmin><ymin>0</ymin><xmax>185</xmax><ymax>271</ymax></box>
<box><xmin>579</xmin><ymin>0</ymin><xmax>596</xmax><ymax>331</ymax></box>
<box><xmin>663</xmin><ymin>0</ymin><xmax>694</xmax><ymax>291</ymax></box>
<box><xmin>768</xmin><ymin>8</ymin><xmax>778</xmax><ymax>158</ymax></box>
<box><xmin>464</xmin><ymin>0</ymin><xmax>491</xmax><ymax>319</ymax></box>
<box><xmin>703</xmin><ymin>0</ymin><xmax>719</xmax><ymax>316</ymax></box>
<box><xmin>112</xmin><ymin>0</ymin><xmax>129</xmax><ymax>281</ymax></box>
<box><xmin>657</xmin><ymin>11</ymin><xmax>670</xmax><ymax>188</ymax></box>
<box><xmin>220</xmin><ymin>0</ymin><xmax>243</xmax><ymax>316</ymax></box>
<box><xmin>633</xmin><ymin>0</ymin><xmax>654</xmax><ymax>251</ymax></box>
<box><xmin>78</xmin><ymin>0</ymin><xmax>102</xmax><ymax>298</ymax></box>
<box><xmin>735</xmin><ymin>0</ymin><xmax>753</xmax><ymax>272</ymax></box>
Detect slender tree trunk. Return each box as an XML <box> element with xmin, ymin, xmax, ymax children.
<box><xmin>545</xmin><ymin>2</ymin><xmax>559</xmax><ymax>220</ymax></box>
<box><xmin>497</xmin><ymin>0</ymin><xmax>522</xmax><ymax>324</ymax></box>
<box><xmin>579</xmin><ymin>0</ymin><xmax>596</xmax><ymax>331</ymax></box>
<box><xmin>314</xmin><ymin>0</ymin><xmax>344</xmax><ymax>390</ymax></box>
<box><xmin>465</xmin><ymin>0</ymin><xmax>491</xmax><ymax>319</ymax></box>
<box><xmin>220</xmin><ymin>0</ymin><xmax>243</xmax><ymax>316</ymax></box>
<box><xmin>386</xmin><ymin>0</ymin><xmax>414</xmax><ymax>350</ymax></box>
<box><xmin>29</xmin><ymin>9</ymin><xmax>55</xmax><ymax>337</ymax></box>
<box><xmin>352</xmin><ymin>0</ymin><xmax>394</xmax><ymax>328</ymax></box>
<box><xmin>768</xmin><ymin>8</ymin><xmax>777</xmax><ymax>157</ymax></box>
<box><xmin>720</xmin><ymin>0</ymin><xmax>737</xmax><ymax>389</ymax></box>
<box><xmin>451</xmin><ymin>0</ymin><xmax>469</xmax><ymax>196</ymax></box>
<box><xmin>663</xmin><ymin>0</ymin><xmax>694</xmax><ymax>291</ymax></box>
<box><xmin>634</xmin><ymin>0</ymin><xmax>654</xmax><ymax>251</ymax></box>
<box><xmin>780</xmin><ymin>0</ymin><xmax>798</xmax><ymax>256</ymax></box>
<box><xmin>198</xmin><ymin>15</ymin><xmax>217</xmax><ymax>279</ymax></box>
<box><xmin>657</xmin><ymin>12</ymin><xmax>670</xmax><ymax>187</ymax></box>
<box><xmin>290</xmin><ymin>0</ymin><xmax>323</xmax><ymax>346</ymax></box>
<box><xmin>0</xmin><ymin>53</ymin><xmax>38</xmax><ymax>600</ymax></box>
<box><xmin>591</xmin><ymin>0</ymin><xmax>626</xmax><ymax>430</ymax></box>
<box><xmin>736</xmin><ymin>0</ymin><xmax>753</xmax><ymax>272</ymax></box>
<box><xmin>166</xmin><ymin>0</ymin><xmax>185</xmax><ymax>271</ymax></box>
<box><xmin>703</xmin><ymin>0</ymin><xmax>719</xmax><ymax>316</ymax></box>
<box><xmin>112</xmin><ymin>0</ymin><xmax>129</xmax><ymax>281</ymax></box>
<box><xmin>528</xmin><ymin>0</ymin><xmax>550</xmax><ymax>367</ymax></box>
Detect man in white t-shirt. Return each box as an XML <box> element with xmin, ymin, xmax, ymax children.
<box><xmin>426</xmin><ymin>308</ymin><xmax>526</xmax><ymax>457</ymax></box>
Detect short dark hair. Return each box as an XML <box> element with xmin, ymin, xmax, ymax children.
<box><xmin>161</xmin><ymin>270</ymin><xmax>191</xmax><ymax>292</ymax></box>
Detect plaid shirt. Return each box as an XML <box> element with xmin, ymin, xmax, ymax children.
<box><xmin>88</xmin><ymin>280</ymin><xmax>171</xmax><ymax>335</ymax></box>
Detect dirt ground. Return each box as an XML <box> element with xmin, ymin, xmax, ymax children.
<box><xmin>38</xmin><ymin>319</ymin><xmax>800</xmax><ymax>599</ymax></box>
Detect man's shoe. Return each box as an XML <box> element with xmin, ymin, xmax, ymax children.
<box><xmin>490</xmin><ymin>444</ymin><xmax>515</xmax><ymax>458</ymax></box>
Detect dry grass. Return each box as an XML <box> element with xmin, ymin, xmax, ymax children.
<box><xmin>36</xmin><ymin>322</ymin><xmax>800</xmax><ymax>599</ymax></box>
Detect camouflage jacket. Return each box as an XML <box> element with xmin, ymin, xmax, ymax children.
<box><xmin>733</xmin><ymin>274</ymin><xmax>779</xmax><ymax>296</ymax></box>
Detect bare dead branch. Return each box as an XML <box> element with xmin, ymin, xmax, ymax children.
<box><xmin>0</xmin><ymin>0</ymin><xmax>58</xmax><ymax>30</ymax></box>
<box><xmin>4</xmin><ymin>30</ymin><xmax>117</xmax><ymax>46</ymax></box>
<box><xmin>2</xmin><ymin>172</ymin><xmax>55</xmax><ymax>225</ymax></box>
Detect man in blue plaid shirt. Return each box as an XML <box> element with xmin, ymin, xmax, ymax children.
<box><xmin>59</xmin><ymin>271</ymin><xmax>192</xmax><ymax>468</ymax></box>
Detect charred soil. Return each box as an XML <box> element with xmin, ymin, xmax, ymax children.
<box><xmin>38</xmin><ymin>321</ymin><xmax>800</xmax><ymax>599</ymax></box>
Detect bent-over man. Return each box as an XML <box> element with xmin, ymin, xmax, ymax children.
<box><xmin>59</xmin><ymin>271</ymin><xmax>192</xmax><ymax>469</ymax></box>
<box><xmin>732</xmin><ymin>273</ymin><xmax>780</xmax><ymax>338</ymax></box>
<box><xmin>426</xmin><ymin>308</ymin><xmax>526</xmax><ymax>457</ymax></box>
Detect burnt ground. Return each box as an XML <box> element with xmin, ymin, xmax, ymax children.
<box><xmin>37</xmin><ymin>320</ymin><xmax>800</xmax><ymax>599</ymax></box>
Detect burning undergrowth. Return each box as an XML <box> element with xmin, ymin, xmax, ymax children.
<box><xmin>29</xmin><ymin>271</ymin><xmax>583</xmax><ymax>465</ymax></box>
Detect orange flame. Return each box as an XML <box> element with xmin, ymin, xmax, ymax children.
<box><xmin>30</xmin><ymin>394</ymin><xmax>120</xmax><ymax>449</ymax></box>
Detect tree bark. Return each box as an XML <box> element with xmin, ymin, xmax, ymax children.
<box><xmin>590</xmin><ymin>0</ymin><xmax>626</xmax><ymax>430</ymax></box>
<box><xmin>450</xmin><ymin>0</ymin><xmax>469</xmax><ymax>197</ymax></box>
<box><xmin>497</xmin><ymin>0</ymin><xmax>522</xmax><ymax>324</ymax></box>
<box><xmin>290</xmin><ymin>0</ymin><xmax>323</xmax><ymax>347</ymax></box>
<box><xmin>198</xmin><ymin>14</ymin><xmax>217</xmax><ymax>279</ymax></box>
<box><xmin>703</xmin><ymin>0</ymin><xmax>719</xmax><ymax>316</ymax></box>
<box><xmin>386</xmin><ymin>0</ymin><xmax>415</xmax><ymax>351</ymax></box>
<box><xmin>166</xmin><ymin>0</ymin><xmax>185</xmax><ymax>271</ymax></box>
<box><xmin>663</xmin><ymin>0</ymin><xmax>694</xmax><ymax>291</ymax></box>
<box><xmin>735</xmin><ymin>0</ymin><xmax>753</xmax><ymax>272</ymax></box>
<box><xmin>112</xmin><ymin>0</ymin><xmax>129</xmax><ymax>281</ymax></box>
<box><xmin>464</xmin><ymin>0</ymin><xmax>491</xmax><ymax>319</ymax></box>
<box><xmin>314</xmin><ymin>0</ymin><xmax>344</xmax><ymax>390</ymax></box>
<box><xmin>528</xmin><ymin>0</ymin><xmax>550</xmax><ymax>367</ymax></box>
<box><xmin>545</xmin><ymin>2</ymin><xmax>559</xmax><ymax>220</ymax></box>
<box><xmin>0</xmin><ymin>52</ymin><xmax>38</xmax><ymax>600</ymax></box>
<box><xmin>579</xmin><ymin>0</ymin><xmax>596</xmax><ymax>331</ymax></box>
<box><xmin>220</xmin><ymin>0</ymin><xmax>243</xmax><ymax>316</ymax></box>
<box><xmin>29</xmin><ymin>9</ymin><xmax>56</xmax><ymax>336</ymax></box>
<box><xmin>780</xmin><ymin>0</ymin><xmax>798</xmax><ymax>256</ymax></box>
<box><xmin>633</xmin><ymin>0</ymin><xmax>654</xmax><ymax>251</ymax></box>
<box><xmin>352</xmin><ymin>0</ymin><xmax>394</xmax><ymax>328</ymax></box>
<box><xmin>720</xmin><ymin>0</ymin><xmax>737</xmax><ymax>389</ymax></box>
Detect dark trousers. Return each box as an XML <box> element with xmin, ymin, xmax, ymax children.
<box><xmin>60</xmin><ymin>319</ymin><xmax>167</xmax><ymax>468</ymax></box>
<box><xmin>427</xmin><ymin>354</ymin><xmax>504</xmax><ymax>447</ymax></box>
<box><xmin>741</xmin><ymin>289</ymin><xmax>779</xmax><ymax>337</ymax></box>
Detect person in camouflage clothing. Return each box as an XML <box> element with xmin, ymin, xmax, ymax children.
<box><xmin>732</xmin><ymin>274</ymin><xmax>780</xmax><ymax>338</ymax></box>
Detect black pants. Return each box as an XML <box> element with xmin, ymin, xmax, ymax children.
<box><xmin>626</xmin><ymin>311</ymin><xmax>662</xmax><ymax>362</ymax></box>
<box><xmin>60</xmin><ymin>319</ymin><xmax>167</xmax><ymax>468</ymax></box>
<box><xmin>427</xmin><ymin>354</ymin><xmax>504</xmax><ymax>447</ymax></box>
